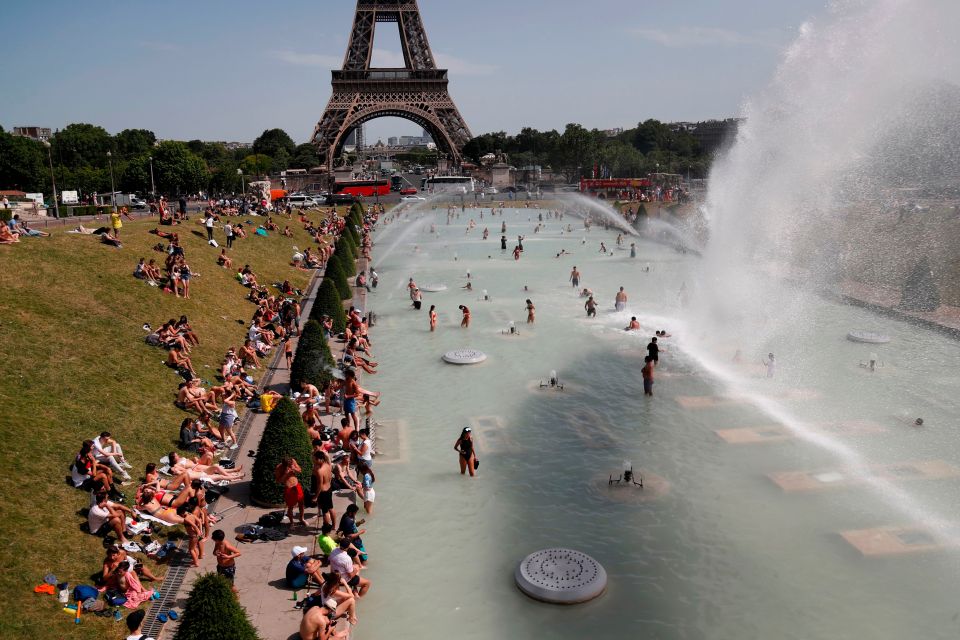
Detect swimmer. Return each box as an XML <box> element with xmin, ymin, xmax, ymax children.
<box><xmin>429</xmin><ymin>305</ymin><xmax>437</xmax><ymax>332</ymax></box>
<box><xmin>599</xmin><ymin>242</ymin><xmax>607</xmax><ymax>253</ymax></box>
<box><xmin>459</xmin><ymin>305</ymin><xmax>471</xmax><ymax>328</ymax></box>
<box><xmin>526</xmin><ymin>299</ymin><xmax>535</xmax><ymax>324</ymax></box>
<box><xmin>462</xmin><ymin>282</ymin><xmax>472</xmax><ymax>291</ymax></box>
<box><xmin>625</xmin><ymin>317</ymin><xmax>640</xmax><ymax>331</ymax></box>
<box><xmin>580</xmin><ymin>287</ymin><xmax>593</xmax><ymax>298</ymax></box>
<box><xmin>915</xmin><ymin>418</ymin><xmax>924</xmax><ymax>426</ymax></box>
<box><xmin>584</xmin><ymin>296</ymin><xmax>597</xmax><ymax>318</ymax></box>
<box><xmin>655</xmin><ymin>330</ymin><xmax>672</xmax><ymax>338</ymax></box>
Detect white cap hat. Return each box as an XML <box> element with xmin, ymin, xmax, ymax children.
<box><xmin>324</xmin><ymin>598</ymin><xmax>339</xmax><ymax>611</ymax></box>
<box><xmin>291</xmin><ymin>546</ymin><xmax>308</xmax><ymax>558</ymax></box>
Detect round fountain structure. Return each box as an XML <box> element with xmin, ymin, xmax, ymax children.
<box><xmin>515</xmin><ymin>548</ymin><xmax>606</xmax><ymax>604</ymax></box>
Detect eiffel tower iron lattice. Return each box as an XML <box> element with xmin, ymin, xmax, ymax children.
<box><xmin>311</xmin><ymin>0</ymin><xmax>473</xmax><ymax>171</ymax></box>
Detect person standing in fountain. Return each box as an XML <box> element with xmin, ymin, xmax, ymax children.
<box><xmin>615</xmin><ymin>287</ymin><xmax>627</xmax><ymax>312</ymax></box>
<box><xmin>411</xmin><ymin>288</ymin><xmax>422</xmax><ymax>310</ymax></box>
<box><xmin>763</xmin><ymin>353</ymin><xmax>776</xmax><ymax>378</ymax></box>
<box><xmin>526</xmin><ymin>299</ymin><xmax>535</xmax><ymax>324</ymax></box>
<box><xmin>459</xmin><ymin>305</ymin><xmax>471</xmax><ymax>328</ymax></box>
<box><xmin>642</xmin><ymin>356</ymin><xmax>655</xmax><ymax>396</ymax></box>
<box><xmin>584</xmin><ymin>295</ymin><xmax>597</xmax><ymax>318</ymax></box>
<box><xmin>454</xmin><ymin>427</ymin><xmax>477</xmax><ymax>477</ymax></box>
<box><xmin>647</xmin><ymin>337</ymin><xmax>659</xmax><ymax>366</ymax></box>
<box><xmin>570</xmin><ymin>266</ymin><xmax>581</xmax><ymax>288</ymax></box>
<box><xmin>630</xmin><ymin>243</ymin><xmax>636</xmax><ymax>258</ymax></box>
<box><xmin>501</xmin><ymin>234</ymin><xmax>507</xmax><ymax>251</ymax></box>
<box><xmin>429</xmin><ymin>305</ymin><xmax>438</xmax><ymax>332</ymax></box>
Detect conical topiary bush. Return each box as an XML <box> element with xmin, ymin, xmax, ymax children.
<box><xmin>289</xmin><ymin>320</ymin><xmax>335</xmax><ymax>390</ymax></box>
<box><xmin>310</xmin><ymin>277</ymin><xmax>347</xmax><ymax>333</ymax></box>
<box><xmin>250</xmin><ymin>398</ymin><xmax>313</xmax><ymax>506</ymax></box>
<box><xmin>173</xmin><ymin>573</ymin><xmax>260</xmax><ymax>640</ymax></box>
<box><xmin>326</xmin><ymin>254</ymin><xmax>352</xmax><ymax>299</ymax></box>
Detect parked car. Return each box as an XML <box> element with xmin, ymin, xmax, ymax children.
<box><xmin>129</xmin><ymin>196</ymin><xmax>148</xmax><ymax>210</ymax></box>
<box><xmin>401</xmin><ymin>195</ymin><xmax>427</xmax><ymax>202</ymax></box>
<box><xmin>325</xmin><ymin>193</ymin><xmax>357</xmax><ymax>205</ymax></box>
<box><xmin>400</xmin><ymin>187</ymin><xmax>418</xmax><ymax>195</ymax></box>
<box><xmin>287</xmin><ymin>194</ymin><xmax>322</xmax><ymax>208</ymax></box>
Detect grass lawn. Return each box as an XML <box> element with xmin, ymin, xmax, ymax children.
<box><xmin>0</xmin><ymin>210</ymin><xmax>339</xmax><ymax>639</ymax></box>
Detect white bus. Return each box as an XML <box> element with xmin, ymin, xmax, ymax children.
<box><xmin>423</xmin><ymin>176</ymin><xmax>476</xmax><ymax>194</ymax></box>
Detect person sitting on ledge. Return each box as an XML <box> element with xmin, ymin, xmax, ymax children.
<box><xmin>286</xmin><ymin>545</ymin><xmax>324</xmax><ymax>590</ymax></box>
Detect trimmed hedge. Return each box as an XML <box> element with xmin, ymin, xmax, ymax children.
<box><xmin>250</xmin><ymin>398</ymin><xmax>314</xmax><ymax>506</ymax></box>
<box><xmin>326</xmin><ymin>255</ymin><xmax>352</xmax><ymax>300</ymax></box>
<box><xmin>289</xmin><ymin>320</ymin><xmax>335</xmax><ymax>390</ymax></box>
<box><xmin>310</xmin><ymin>277</ymin><xmax>347</xmax><ymax>333</ymax></box>
<box><xmin>337</xmin><ymin>239</ymin><xmax>356</xmax><ymax>276</ymax></box>
<box><xmin>173</xmin><ymin>573</ymin><xmax>260</xmax><ymax>640</ymax></box>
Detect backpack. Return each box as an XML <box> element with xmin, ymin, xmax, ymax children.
<box><xmin>73</xmin><ymin>584</ymin><xmax>98</xmax><ymax>603</ymax></box>
<box><xmin>257</xmin><ymin>510</ymin><xmax>285</xmax><ymax>527</ymax></box>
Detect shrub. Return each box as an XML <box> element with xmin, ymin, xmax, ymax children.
<box><xmin>289</xmin><ymin>320</ymin><xmax>335</xmax><ymax>390</ymax></box>
<box><xmin>336</xmin><ymin>240</ymin><xmax>356</xmax><ymax>276</ymax></box>
<box><xmin>173</xmin><ymin>573</ymin><xmax>260</xmax><ymax>640</ymax></box>
<box><xmin>350</xmin><ymin>202</ymin><xmax>364</xmax><ymax>221</ymax></box>
<box><xmin>250</xmin><ymin>398</ymin><xmax>314</xmax><ymax>506</ymax></box>
<box><xmin>310</xmin><ymin>277</ymin><xmax>347</xmax><ymax>332</ymax></box>
<box><xmin>0</xmin><ymin>209</ymin><xmax>11</xmax><ymax>222</ymax></box>
<box><xmin>326</xmin><ymin>255</ymin><xmax>352</xmax><ymax>300</ymax></box>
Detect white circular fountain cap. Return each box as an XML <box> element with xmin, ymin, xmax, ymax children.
<box><xmin>442</xmin><ymin>348</ymin><xmax>487</xmax><ymax>365</ymax></box>
<box><xmin>420</xmin><ymin>284</ymin><xmax>448</xmax><ymax>292</ymax></box>
<box><xmin>515</xmin><ymin>548</ymin><xmax>606</xmax><ymax>604</ymax></box>
<box><xmin>847</xmin><ymin>331</ymin><xmax>891</xmax><ymax>344</ymax></box>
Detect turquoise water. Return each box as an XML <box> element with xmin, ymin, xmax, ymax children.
<box><xmin>352</xmin><ymin>206</ymin><xmax>960</xmax><ymax>640</ymax></box>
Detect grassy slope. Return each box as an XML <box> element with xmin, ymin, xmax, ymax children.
<box><xmin>0</xmin><ymin>212</ymin><xmax>333</xmax><ymax>639</ymax></box>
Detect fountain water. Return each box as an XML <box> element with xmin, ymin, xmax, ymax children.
<box><xmin>688</xmin><ymin>0</ymin><xmax>960</xmax><ymax>533</ymax></box>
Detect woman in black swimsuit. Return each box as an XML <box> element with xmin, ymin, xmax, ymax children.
<box><xmin>454</xmin><ymin>428</ymin><xmax>477</xmax><ymax>477</ymax></box>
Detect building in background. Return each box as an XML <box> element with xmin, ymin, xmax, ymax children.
<box><xmin>12</xmin><ymin>126</ymin><xmax>52</xmax><ymax>142</ymax></box>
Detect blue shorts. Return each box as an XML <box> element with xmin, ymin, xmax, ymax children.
<box><xmin>344</xmin><ymin>398</ymin><xmax>357</xmax><ymax>414</ymax></box>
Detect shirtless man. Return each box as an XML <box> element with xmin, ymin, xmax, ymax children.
<box><xmin>275</xmin><ymin>457</ymin><xmax>307</xmax><ymax>526</ymax></box>
<box><xmin>584</xmin><ymin>295</ymin><xmax>597</xmax><ymax>317</ymax></box>
<box><xmin>312</xmin><ymin>450</ymin><xmax>335</xmax><ymax>527</ymax></box>
<box><xmin>570</xmin><ymin>266</ymin><xmax>581</xmax><ymax>288</ymax></box>
<box><xmin>300</xmin><ymin>602</ymin><xmax>348</xmax><ymax>640</ymax></box>
<box><xmin>615</xmin><ymin>286</ymin><xmax>628</xmax><ymax>312</ymax></box>
<box><xmin>459</xmin><ymin>304</ymin><xmax>471</xmax><ymax>328</ymax></box>
<box><xmin>168</xmin><ymin>346</ymin><xmax>197</xmax><ymax>378</ymax></box>
<box><xmin>625</xmin><ymin>317</ymin><xmax>641</xmax><ymax>331</ymax></box>
<box><xmin>407</xmin><ymin>278</ymin><xmax>418</xmax><ymax>301</ymax></box>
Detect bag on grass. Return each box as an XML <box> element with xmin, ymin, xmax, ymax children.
<box><xmin>73</xmin><ymin>584</ymin><xmax>98</xmax><ymax>602</ymax></box>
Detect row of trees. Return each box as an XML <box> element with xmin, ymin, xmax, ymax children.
<box><xmin>0</xmin><ymin>124</ymin><xmax>320</xmax><ymax>198</ymax></box>
<box><xmin>462</xmin><ymin>120</ymin><xmax>712</xmax><ymax>180</ymax></box>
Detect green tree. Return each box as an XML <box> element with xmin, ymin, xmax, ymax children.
<box><xmin>173</xmin><ymin>573</ymin><xmax>260</xmax><ymax>640</ymax></box>
<box><xmin>115</xmin><ymin>128</ymin><xmax>156</xmax><ymax>158</ymax></box>
<box><xmin>250</xmin><ymin>398</ymin><xmax>313</xmax><ymax>506</ymax></box>
<box><xmin>119</xmin><ymin>155</ymin><xmax>151</xmax><ymax>193</ymax></box>
<box><xmin>288</xmin><ymin>143</ymin><xmax>320</xmax><ymax>170</ymax></box>
<box><xmin>326</xmin><ymin>256</ymin><xmax>352</xmax><ymax>300</ymax></box>
<box><xmin>310</xmin><ymin>277</ymin><xmax>347</xmax><ymax>332</ymax></box>
<box><xmin>241</xmin><ymin>154</ymin><xmax>272</xmax><ymax>178</ymax></box>
<box><xmin>0</xmin><ymin>131</ymin><xmax>47</xmax><ymax>192</ymax></box>
<box><xmin>152</xmin><ymin>141</ymin><xmax>209</xmax><ymax>195</ymax></box>
<box><xmin>51</xmin><ymin>123</ymin><xmax>113</xmax><ymax>169</ymax></box>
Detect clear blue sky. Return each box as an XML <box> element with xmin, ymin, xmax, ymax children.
<box><xmin>0</xmin><ymin>0</ymin><xmax>826</xmax><ymax>144</ymax></box>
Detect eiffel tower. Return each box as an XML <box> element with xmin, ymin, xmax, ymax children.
<box><xmin>311</xmin><ymin>0</ymin><xmax>473</xmax><ymax>171</ymax></box>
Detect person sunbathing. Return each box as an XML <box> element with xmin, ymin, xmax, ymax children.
<box><xmin>0</xmin><ymin>224</ymin><xmax>21</xmax><ymax>244</ymax></box>
<box><xmin>167</xmin><ymin>346</ymin><xmax>197</xmax><ymax>378</ymax></box>
<box><xmin>136</xmin><ymin>488</ymin><xmax>185</xmax><ymax>524</ymax></box>
<box><xmin>169</xmin><ymin>452</ymin><xmax>244</xmax><ymax>481</ymax></box>
<box><xmin>143</xmin><ymin>463</ymin><xmax>189</xmax><ymax>492</ymax></box>
<box><xmin>177</xmin><ymin>380</ymin><xmax>219</xmax><ymax>414</ymax></box>
<box><xmin>158</xmin><ymin>323</ymin><xmax>191</xmax><ymax>352</ymax></box>
<box><xmin>175</xmin><ymin>315</ymin><xmax>200</xmax><ymax>346</ymax></box>
<box><xmin>282</xmin><ymin>225</ymin><xmax>293</xmax><ymax>237</ymax></box>
<box><xmin>239</xmin><ymin>339</ymin><xmax>261</xmax><ymax>368</ymax></box>
<box><xmin>217</xmin><ymin>248</ymin><xmax>233</xmax><ymax>269</ymax></box>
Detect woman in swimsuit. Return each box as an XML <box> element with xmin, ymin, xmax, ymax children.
<box><xmin>429</xmin><ymin>305</ymin><xmax>437</xmax><ymax>332</ymax></box>
<box><xmin>526</xmin><ymin>299</ymin><xmax>535</xmax><ymax>324</ymax></box>
<box><xmin>454</xmin><ymin>428</ymin><xmax>477</xmax><ymax>477</ymax></box>
<box><xmin>136</xmin><ymin>488</ymin><xmax>185</xmax><ymax>524</ymax></box>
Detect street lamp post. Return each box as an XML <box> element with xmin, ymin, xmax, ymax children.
<box><xmin>106</xmin><ymin>151</ymin><xmax>117</xmax><ymax>212</ymax></box>
<box><xmin>148</xmin><ymin>156</ymin><xmax>156</xmax><ymax>198</ymax></box>
<box><xmin>237</xmin><ymin>168</ymin><xmax>246</xmax><ymax>196</ymax></box>
<box><xmin>42</xmin><ymin>141</ymin><xmax>60</xmax><ymax>219</ymax></box>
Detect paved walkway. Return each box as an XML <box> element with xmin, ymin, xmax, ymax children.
<box><xmin>155</xmin><ymin>252</ymin><xmax>372</xmax><ymax>640</ymax></box>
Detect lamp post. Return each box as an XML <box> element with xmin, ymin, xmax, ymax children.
<box><xmin>237</xmin><ymin>168</ymin><xmax>245</xmax><ymax>196</ymax></box>
<box><xmin>42</xmin><ymin>141</ymin><xmax>60</xmax><ymax>219</ymax></box>
<box><xmin>148</xmin><ymin>156</ymin><xmax>156</xmax><ymax>199</ymax></box>
<box><xmin>106</xmin><ymin>151</ymin><xmax>117</xmax><ymax>212</ymax></box>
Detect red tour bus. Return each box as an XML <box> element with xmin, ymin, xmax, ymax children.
<box><xmin>333</xmin><ymin>179</ymin><xmax>390</xmax><ymax>197</ymax></box>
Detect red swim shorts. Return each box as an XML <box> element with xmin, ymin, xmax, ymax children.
<box><xmin>284</xmin><ymin>483</ymin><xmax>304</xmax><ymax>508</ymax></box>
